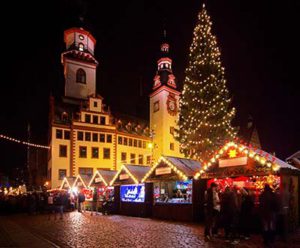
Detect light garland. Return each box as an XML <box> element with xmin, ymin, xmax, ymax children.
<box><xmin>142</xmin><ymin>156</ymin><xmax>188</xmax><ymax>183</ymax></box>
<box><xmin>59</xmin><ymin>177</ymin><xmax>72</xmax><ymax>190</ymax></box>
<box><xmin>87</xmin><ymin>170</ymin><xmax>108</xmax><ymax>187</ymax></box>
<box><xmin>0</xmin><ymin>134</ymin><xmax>50</xmax><ymax>149</ymax></box>
<box><xmin>109</xmin><ymin>164</ymin><xmax>139</xmax><ymax>186</ymax></box>
<box><xmin>72</xmin><ymin>174</ymin><xmax>87</xmax><ymax>188</ymax></box>
<box><xmin>194</xmin><ymin>141</ymin><xmax>280</xmax><ymax>179</ymax></box>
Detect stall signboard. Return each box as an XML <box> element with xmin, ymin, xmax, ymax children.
<box><xmin>155</xmin><ymin>167</ymin><xmax>172</xmax><ymax>175</ymax></box>
<box><xmin>120</xmin><ymin>184</ymin><xmax>145</xmax><ymax>202</ymax></box>
<box><xmin>219</xmin><ymin>157</ymin><xmax>248</xmax><ymax>168</ymax></box>
<box><xmin>119</xmin><ymin>174</ymin><xmax>129</xmax><ymax>180</ymax></box>
<box><xmin>95</xmin><ymin>177</ymin><xmax>102</xmax><ymax>183</ymax></box>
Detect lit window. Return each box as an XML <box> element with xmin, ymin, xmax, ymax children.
<box><xmin>79</xmin><ymin>35</ymin><xmax>84</xmax><ymax>40</ymax></box>
<box><xmin>79</xmin><ymin>43</ymin><xmax>84</xmax><ymax>51</ymax></box>
<box><xmin>76</xmin><ymin>68</ymin><xmax>86</xmax><ymax>84</ymax></box>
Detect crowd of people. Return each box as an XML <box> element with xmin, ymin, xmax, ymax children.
<box><xmin>204</xmin><ymin>182</ymin><xmax>291</xmax><ymax>247</ymax></box>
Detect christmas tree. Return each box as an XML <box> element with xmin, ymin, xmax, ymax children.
<box><xmin>178</xmin><ymin>4</ymin><xmax>237</xmax><ymax>161</ymax></box>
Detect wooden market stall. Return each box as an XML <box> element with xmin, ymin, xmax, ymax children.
<box><xmin>110</xmin><ymin>164</ymin><xmax>151</xmax><ymax>218</ymax></box>
<box><xmin>142</xmin><ymin>156</ymin><xmax>203</xmax><ymax>222</ymax></box>
<box><xmin>195</xmin><ymin>141</ymin><xmax>300</xmax><ymax>228</ymax></box>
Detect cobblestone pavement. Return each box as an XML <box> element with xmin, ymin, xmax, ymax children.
<box><xmin>0</xmin><ymin>212</ymin><xmax>299</xmax><ymax>248</ymax></box>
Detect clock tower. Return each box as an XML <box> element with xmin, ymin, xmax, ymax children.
<box><xmin>149</xmin><ymin>34</ymin><xmax>182</xmax><ymax>162</ymax></box>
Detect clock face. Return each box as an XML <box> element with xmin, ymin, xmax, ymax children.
<box><xmin>169</xmin><ymin>101</ymin><xmax>175</xmax><ymax>111</ymax></box>
<box><xmin>167</xmin><ymin>99</ymin><xmax>177</xmax><ymax>116</ymax></box>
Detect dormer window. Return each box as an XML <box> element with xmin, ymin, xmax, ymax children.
<box><xmin>79</xmin><ymin>43</ymin><xmax>84</xmax><ymax>51</ymax></box>
<box><xmin>76</xmin><ymin>68</ymin><xmax>86</xmax><ymax>84</ymax></box>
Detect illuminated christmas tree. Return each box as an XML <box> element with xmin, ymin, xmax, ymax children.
<box><xmin>178</xmin><ymin>4</ymin><xmax>237</xmax><ymax>161</ymax></box>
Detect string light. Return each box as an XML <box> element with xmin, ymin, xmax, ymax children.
<box><xmin>0</xmin><ymin>134</ymin><xmax>50</xmax><ymax>149</ymax></box>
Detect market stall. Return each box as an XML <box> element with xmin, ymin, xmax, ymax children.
<box><xmin>141</xmin><ymin>156</ymin><xmax>203</xmax><ymax>222</ymax></box>
<box><xmin>88</xmin><ymin>169</ymin><xmax>116</xmax><ymax>212</ymax></box>
<box><xmin>110</xmin><ymin>164</ymin><xmax>151</xmax><ymax>217</ymax></box>
<box><xmin>195</xmin><ymin>141</ymin><xmax>300</xmax><ymax>227</ymax></box>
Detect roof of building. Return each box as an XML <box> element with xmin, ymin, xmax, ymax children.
<box><xmin>96</xmin><ymin>170</ymin><xmax>117</xmax><ymax>185</ymax></box>
<box><xmin>62</xmin><ymin>50</ymin><xmax>98</xmax><ymax>65</ymax></box>
<box><xmin>122</xmin><ymin>164</ymin><xmax>151</xmax><ymax>182</ymax></box>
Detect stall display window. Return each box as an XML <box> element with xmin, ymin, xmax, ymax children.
<box><xmin>153</xmin><ymin>179</ymin><xmax>192</xmax><ymax>204</ymax></box>
<box><xmin>120</xmin><ymin>184</ymin><xmax>145</xmax><ymax>203</ymax></box>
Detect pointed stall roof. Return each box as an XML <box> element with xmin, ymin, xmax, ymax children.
<box><xmin>88</xmin><ymin>170</ymin><xmax>117</xmax><ymax>187</ymax></box>
<box><xmin>142</xmin><ymin>156</ymin><xmax>201</xmax><ymax>183</ymax></box>
<box><xmin>110</xmin><ymin>164</ymin><xmax>151</xmax><ymax>186</ymax></box>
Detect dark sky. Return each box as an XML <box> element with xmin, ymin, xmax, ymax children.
<box><xmin>0</xmin><ymin>0</ymin><xmax>299</xmax><ymax>174</ymax></box>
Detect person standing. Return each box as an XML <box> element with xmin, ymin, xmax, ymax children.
<box><xmin>204</xmin><ymin>182</ymin><xmax>220</xmax><ymax>241</ymax></box>
<box><xmin>259</xmin><ymin>184</ymin><xmax>279</xmax><ymax>247</ymax></box>
<box><xmin>78</xmin><ymin>190</ymin><xmax>85</xmax><ymax>213</ymax></box>
<box><xmin>91</xmin><ymin>188</ymin><xmax>98</xmax><ymax>216</ymax></box>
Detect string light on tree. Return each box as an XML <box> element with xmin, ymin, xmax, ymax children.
<box><xmin>177</xmin><ymin>4</ymin><xmax>237</xmax><ymax>161</ymax></box>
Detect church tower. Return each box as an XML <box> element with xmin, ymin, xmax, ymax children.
<box><xmin>62</xmin><ymin>27</ymin><xmax>98</xmax><ymax>100</ymax></box>
<box><xmin>149</xmin><ymin>33</ymin><xmax>182</xmax><ymax>162</ymax></box>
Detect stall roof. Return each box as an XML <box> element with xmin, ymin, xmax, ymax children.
<box><xmin>196</xmin><ymin>141</ymin><xmax>299</xmax><ymax>179</ymax></box>
<box><xmin>142</xmin><ymin>156</ymin><xmax>202</xmax><ymax>182</ymax></box>
<box><xmin>110</xmin><ymin>164</ymin><xmax>151</xmax><ymax>185</ymax></box>
<box><xmin>163</xmin><ymin>156</ymin><xmax>202</xmax><ymax>177</ymax></box>
<box><xmin>88</xmin><ymin>170</ymin><xmax>117</xmax><ymax>187</ymax></box>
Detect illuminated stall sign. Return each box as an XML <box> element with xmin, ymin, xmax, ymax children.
<box><xmin>155</xmin><ymin>167</ymin><xmax>172</xmax><ymax>175</ymax></box>
<box><xmin>219</xmin><ymin>157</ymin><xmax>248</xmax><ymax>167</ymax></box>
<box><xmin>119</xmin><ymin>174</ymin><xmax>129</xmax><ymax>180</ymax></box>
<box><xmin>95</xmin><ymin>177</ymin><xmax>102</xmax><ymax>183</ymax></box>
<box><xmin>120</xmin><ymin>184</ymin><xmax>145</xmax><ymax>203</ymax></box>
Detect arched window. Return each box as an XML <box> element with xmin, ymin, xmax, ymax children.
<box><xmin>79</xmin><ymin>43</ymin><xmax>84</xmax><ymax>51</ymax></box>
<box><xmin>76</xmin><ymin>68</ymin><xmax>86</xmax><ymax>84</ymax></box>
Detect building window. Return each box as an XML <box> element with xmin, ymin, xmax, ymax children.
<box><xmin>92</xmin><ymin>147</ymin><xmax>99</xmax><ymax>158</ymax></box>
<box><xmin>170</xmin><ymin>143</ymin><xmax>174</xmax><ymax>151</ymax></box>
<box><xmin>138</xmin><ymin>140</ymin><xmax>142</xmax><ymax>148</ymax></box>
<box><xmin>56</xmin><ymin>129</ymin><xmax>63</xmax><ymax>139</ymax></box>
<box><xmin>85</xmin><ymin>132</ymin><xmax>91</xmax><ymax>141</ymax></box>
<box><xmin>92</xmin><ymin>115</ymin><xmax>98</xmax><ymax>124</ymax></box>
<box><xmin>58</xmin><ymin>169</ymin><xmax>67</xmax><ymax>180</ymax></box>
<box><xmin>133</xmin><ymin>139</ymin><xmax>137</xmax><ymax>147</ymax></box>
<box><xmin>146</xmin><ymin>155</ymin><xmax>151</xmax><ymax>165</ymax></box>
<box><xmin>118</xmin><ymin>136</ymin><xmax>123</xmax><ymax>145</ymax></box>
<box><xmin>93</xmin><ymin>101</ymin><xmax>97</xmax><ymax>107</ymax></box>
<box><xmin>64</xmin><ymin>130</ymin><xmax>70</xmax><ymax>140</ymax></box>
<box><xmin>92</xmin><ymin>133</ymin><xmax>98</xmax><ymax>142</ymax></box>
<box><xmin>79</xmin><ymin>43</ymin><xmax>84</xmax><ymax>51</ymax></box>
<box><xmin>59</xmin><ymin>145</ymin><xmax>67</xmax><ymax>157</ymax></box>
<box><xmin>107</xmin><ymin>134</ymin><xmax>112</xmax><ymax>143</ymax></box>
<box><xmin>121</xmin><ymin>152</ymin><xmax>127</xmax><ymax>163</ymax></box>
<box><xmin>100</xmin><ymin>116</ymin><xmax>106</xmax><ymax>125</ymax></box>
<box><xmin>79</xmin><ymin>168</ymin><xmax>93</xmax><ymax>177</ymax></box>
<box><xmin>130</xmin><ymin>154</ymin><xmax>136</xmax><ymax>164</ymax></box>
<box><xmin>129</xmin><ymin>138</ymin><xmax>133</xmax><ymax>146</ymax></box>
<box><xmin>170</xmin><ymin>126</ymin><xmax>175</xmax><ymax>135</ymax></box>
<box><xmin>138</xmin><ymin>155</ymin><xmax>143</xmax><ymax>165</ymax></box>
<box><xmin>124</xmin><ymin>138</ymin><xmax>128</xmax><ymax>146</ymax></box>
<box><xmin>103</xmin><ymin>148</ymin><xmax>110</xmax><ymax>159</ymax></box>
<box><xmin>79</xmin><ymin>146</ymin><xmax>87</xmax><ymax>158</ymax></box>
<box><xmin>142</xmin><ymin>141</ymin><xmax>146</xmax><ymax>149</ymax></box>
<box><xmin>100</xmin><ymin>134</ymin><xmax>105</xmax><ymax>142</ymax></box>
<box><xmin>76</xmin><ymin>68</ymin><xmax>86</xmax><ymax>84</ymax></box>
<box><xmin>78</xmin><ymin>131</ymin><xmax>84</xmax><ymax>141</ymax></box>
<box><xmin>85</xmin><ymin>114</ymin><xmax>91</xmax><ymax>123</ymax></box>
<box><xmin>79</xmin><ymin>35</ymin><xmax>84</xmax><ymax>40</ymax></box>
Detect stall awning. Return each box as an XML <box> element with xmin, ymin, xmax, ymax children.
<box><xmin>196</xmin><ymin>141</ymin><xmax>300</xmax><ymax>179</ymax></box>
<box><xmin>142</xmin><ymin>156</ymin><xmax>202</xmax><ymax>182</ymax></box>
<box><xmin>110</xmin><ymin>164</ymin><xmax>151</xmax><ymax>185</ymax></box>
<box><xmin>88</xmin><ymin>170</ymin><xmax>117</xmax><ymax>187</ymax></box>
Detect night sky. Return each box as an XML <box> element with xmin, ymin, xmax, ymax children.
<box><xmin>0</xmin><ymin>0</ymin><xmax>299</xmax><ymax>175</ymax></box>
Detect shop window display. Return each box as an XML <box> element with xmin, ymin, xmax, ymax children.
<box><xmin>153</xmin><ymin>180</ymin><xmax>192</xmax><ymax>204</ymax></box>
